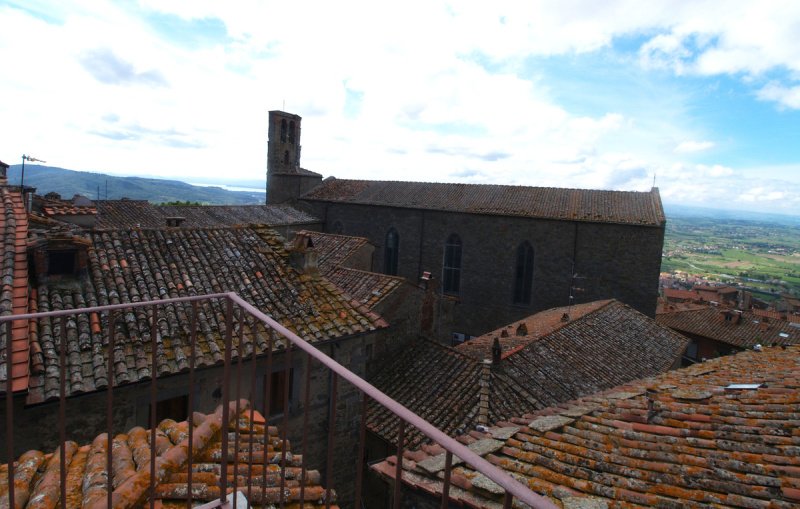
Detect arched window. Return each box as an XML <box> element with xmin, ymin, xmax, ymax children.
<box><xmin>442</xmin><ymin>234</ymin><xmax>462</xmax><ymax>295</ymax></box>
<box><xmin>283</xmin><ymin>150</ymin><xmax>290</xmax><ymax>165</ymax></box>
<box><xmin>384</xmin><ymin>228</ymin><xmax>399</xmax><ymax>275</ymax></box>
<box><xmin>513</xmin><ymin>241</ymin><xmax>534</xmax><ymax>305</ymax></box>
<box><xmin>280</xmin><ymin>119</ymin><xmax>287</xmax><ymax>142</ymax></box>
<box><xmin>288</xmin><ymin>121</ymin><xmax>296</xmax><ymax>144</ymax></box>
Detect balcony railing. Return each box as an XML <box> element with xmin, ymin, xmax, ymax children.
<box><xmin>1</xmin><ymin>292</ymin><xmax>556</xmax><ymax>509</ymax></box>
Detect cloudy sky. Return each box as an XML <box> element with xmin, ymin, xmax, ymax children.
<box><xmin>1</xmin><ymin>1</ymin><xmax>799</xmax><ymax>214</ymax></box>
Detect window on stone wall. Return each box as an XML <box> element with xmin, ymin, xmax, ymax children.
<box><xmin>288</xmin><ymin>121</ymin><xmax>296</xmax><ymax>144</ymax></box>
<box><xmin>262</xmin><ymin>369</ymin><xmax>294</xmax><ymax>416</ymax></box>
<box><xmin>442</xmin><ymin>234</ymin><xmax>462</xmax><ymax>295</ymax></box>
<box><xmin>283</xmin><ymin>150</ymin><xmax>290</xmax><ymax>165</ymax></box>
<box><xmin>384</xmin><ymin>227</ymin><xmax>399</xmax><ymax>276</ymax></box>
<box><xmin>280</xmin><ymin>119</ymin><xmax>287</xmax><ymax>142</ymax></box>
<box><xmin>150</xmin><ymin>394</ymin><xmax>188</xmax><ymax>424</ymax></box>
<box><xmin>48</xmin><ymin>250</ymin><xmax>77</xmax><ymax>275</ymax></box>
<box><xmin>513</xmin><ymin>241</ymin><xmax>534</xmax><ymax>305</ymax></box>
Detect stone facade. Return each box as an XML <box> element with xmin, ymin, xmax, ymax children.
<box><xmin>302</xmin><ymin>202</ymin><xmax>664</xmax><ymax>337</ymax></box>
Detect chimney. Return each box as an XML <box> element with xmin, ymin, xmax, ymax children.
<box><xmin>0</xmin><ymin>160</ymin><xmax>7</xmax><ymax>183</ymax></box>
<box><xmin>477</xmin><ymin>360</ymin><xmax>491</xmax><ymax>426</ymax></box>
<box><xmin>165</xmin><ymin>216</ymin><xmax>186</xmax><ymax>227</ymax></box>
<box><xmin>515</xmin><ymin>322</ymin><xmax>528</xmax><ymax>336</ymax></box>
<box><xmin>288</xmin><ymin>233</ymin><xmax>320</xmax><ymax>279</ymax></box>
<box><xmin>491</xmin><ymin>337</ymin><xmax>501</xmax><ymax>364</ymax></box>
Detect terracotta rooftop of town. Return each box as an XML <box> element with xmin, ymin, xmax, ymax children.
<box><xmin>24</xmin><ymin>225</ymin><xmax>387</xmax><ymax>403</ymax></box>
<box><xmin>303</xmin><ymin>179</ymin><xmax>666</xmax><ymax>226</ymax></box>
<box><xmin>293</xmin><ymin>230</ymin><xmax>404</xmax><ymax>309</ymax></box>
<box><xmin>368</xmin><ymin>300</ymin><xmax>688</xmax><ymax>448</ymax></box>
<box><xmin>657</xmin><ymin>305</ymin><xmax>800</xmax><ymax>349</ymax></box>
<box><xmin>94</xmin><ymin>200</ymin><xmax>317</xmax><ymax>229</ymax></box>
<box><xmin>0</xmin><ymin>185</ymin><xmax>30</xmax><ymax>393</ymax></box>
<box><xmin>373</xmin><ymin>344</ymin><xmax>800</xmax><ymax>508</ymax></box>
<box><xmin>0</xmin><ymin>401</ymin><xmax>338</xmax><ymax>508</ymax></box>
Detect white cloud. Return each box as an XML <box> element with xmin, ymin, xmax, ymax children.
<box><xmin>757</xmin><ymin>82</ymin><xmax>800</xmax><ymax>110</ymax></box>
<box><xmin>674</xmin><ymin>140</ymin><xmax>715</xmax><ymax>153</ymax></box>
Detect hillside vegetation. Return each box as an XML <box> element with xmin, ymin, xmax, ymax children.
<box><xmin>8</xmin><ymin>164</ymin><xmax>265</xmax><ymax>205</ymax></box>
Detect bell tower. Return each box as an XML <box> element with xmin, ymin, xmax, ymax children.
<box><xmin>266</xmin><ymin>110</ymin><xmax>321</xmax><ymax>204</ymax></box>
<box><xmin>267</xmin><ymin>110</ymin><xmax>302</xmax><ymax>174</ymax></box>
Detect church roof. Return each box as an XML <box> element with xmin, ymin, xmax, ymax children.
<box><xmin>0</xmin><ymin>401</ymin><xmax>339</xmax><ymax>508</ymax></box>
<box><xmin>94</xmin><ymin>201</ymin><xmax>318</xmax><ymax>229</ymax></box>
<box><xmin>303</xmin><ymin>179</ymin><xmax>665</xmax><ymax>226</ymax></box>
<box><xmin>372</xmin><ymin>344</ymin><xmax>800</xmax><ymax>508</ymax></box>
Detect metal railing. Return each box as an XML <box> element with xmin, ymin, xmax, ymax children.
<box><xmin>1</xmin><ymin>292</ymin><xmax>556</xmax><ymax>509</ymax></box>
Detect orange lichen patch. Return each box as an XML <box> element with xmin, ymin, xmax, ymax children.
<box><xmin>373</xmin><ymin>345</ymin><xmax>800</xmax><ymax>508</ymax></box>
<box><xmin>2</xmin><ymin>399</ymin><xmax>336</xmax><ymax>508</ymax></box>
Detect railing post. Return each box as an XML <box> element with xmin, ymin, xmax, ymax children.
<box><xmin>59</xmin><ymin>316</ymin><xmax>67</xmax><ymax>509</ymax></box>
<box><xmin>220</xmin><ymin>298</ymin><xmax>233</xmax><ymax>505</ymax></box>
<box><xmin>106</xmin><ymin>312</ymin><xmax>117</xmax><ymax>509</ymax></box>
<box><xmin>393</xmin><ymin>420</ymin><xmax>405</xmax><ymax>509</ymax></box>
<box><xmin>150</xmin><ymin>308</ymin><xmax>158</xmax><ymax>509</ymax></box>
<box><xmin>188</xmin><ymin>301</ymin><xmax>198</xmax><ymax>507</ymax></box>
<box><xmin>354</xmin><ymin>392</ymin><xmax>368</xmax><ymax>509</ymax></box>
<box><xmin>299</xmin><ymin>351</ymin><xmax>312</xmax><ymax>507</ymax></box>
<box><xmin>4</xmin><ymin>321</ymin><xmax>15</xmax><ymax>509</ymax></box>
<box><xmin>325</xmin><ymin>373</ymin><xmax>338</xmax><ymax>509</ymax></box>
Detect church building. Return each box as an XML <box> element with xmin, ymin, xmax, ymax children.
<box><xmin>266</xmin><ymin>110</ymin><xmax>666</xmax><ymax>338</ymax></box>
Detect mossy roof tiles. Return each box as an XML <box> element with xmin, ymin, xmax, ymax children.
<box><xmin>0</xmin><ymin>401</ymin><xmax>339</xmax><ymax>508</ymax></box>
<box><xmin>303</xmin><ymin>179</ymin><xmax>666</xmax><ymax>226</ymax></box>
<box><xmin>368</xmin><ymin>301</ymin><xmax>688</xmax><ymax>449</ymax></box>
<box><xmin>95</xmin><ymin>201</ymin><xmax>317</xmax><ymax>229</ymax></box>
<box><xmin>374</xmin><ymin>344</ymin><xmax>800</xmax><ymax>508</ymax></box>
<box><xmin>26</xmin><ymin>225</ymin><xmax>386</xmax><ymax>403</ymax></box>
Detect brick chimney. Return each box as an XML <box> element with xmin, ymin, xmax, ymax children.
<box><xmin>491</xmin><ymin>337</ymin><xmax>501</xmax><ymax>364</ymax></box>
<box><xmin>288</xmin><ymin>232</ymin><xmax>320</xmax><ymax>278</ymax></box>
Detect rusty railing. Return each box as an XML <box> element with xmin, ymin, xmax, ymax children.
<box><xmin>1</xmin><ymin>292</ymin><xmax>556</xmax><ymax>509</ymax></box>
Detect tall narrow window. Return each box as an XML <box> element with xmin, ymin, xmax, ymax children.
<box><xmin>442</xmin><ymin>234</ymin><xmax>462</xmax><ymax>295</ymax></box>
<box><xmin>384</xmin><ymin>228</ymin><xmax>399</xmax><ymax>275</ymax></box>
<box><xmin>513</xmin><ymin>241</ymin><xmax>534</xmax><ymax>305</ymax></box>
<box><xmin>283</xmin><ymin>150</ymin><xmax>290</xmax><ymax>165</ymax></box>
<box><xmin>288</xmin><ymin>121</ymin><xmax>296</xmax><ymax>144</ymax></box>
<box><xmin>280</xmin><ymin>119</ymin><xmax>287</xmax><ymax>142</ymax></box>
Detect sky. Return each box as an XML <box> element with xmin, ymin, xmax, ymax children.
<box><xmin>1</xmin><ymin>1</ymin><xmax>799</xmax><ymax>215</ymax></box>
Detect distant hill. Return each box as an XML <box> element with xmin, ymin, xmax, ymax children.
<box><xmin>664</xmin><ymin>203</ymin><xmax>800</xmax><ymax>226</ymax></box>
<box><xmin>7</xmin><ymin>164</ymin><xmax>265</xmax><ymax>205</ymax></box>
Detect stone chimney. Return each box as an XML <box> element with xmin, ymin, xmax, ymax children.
<box><xmin>477</xmin><ymin>359</ymin><xmax>491</xmax><ymax>426</ymax></box>
<box><xmin>491</xmin><ymin>337</ymin><xmax>502</xmax><ymax>364</ymax></box>
<box><xmin>515</xmin><ymin>322</ymin><xmax>528</xmax><ymax>336</ymax></box>
<box><xmin>288</xmin><ymin>232</ymin><xmax>320</xmax><ymax>278</ymax></box>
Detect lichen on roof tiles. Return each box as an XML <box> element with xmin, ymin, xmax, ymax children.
<box><xmin>374</xmin><ymin>344</ymin><xmax>800</xmax><ymax>508</ymax></box>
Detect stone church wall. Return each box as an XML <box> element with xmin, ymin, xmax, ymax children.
<box><xmin>305</xmin><ymin>201</ymin><xmax>663</xmax><ymax>337</ymax></box>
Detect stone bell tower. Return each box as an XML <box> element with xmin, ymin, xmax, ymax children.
<box><xmin>266</xmin><ymin>111</ymin><xmax>321</xmax><ymax>204</ymax></box>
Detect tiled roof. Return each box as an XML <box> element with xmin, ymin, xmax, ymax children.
<box><xmin>456</xmin><ymin>300</ymin><xmax>610</xmax><ymax>360</ymax></box>
<box><xmin>367</xmin><ymin>338</ymin><xmax>540</xmax><ymax>448</ymax></box>
<box><xmin>95</xmin><ymin>201</ymin><xmax>318</xmax><ymax>229</ymax></box>
<box><xmin>368</xmin><ymin>301</ymin><xmax>688</xmax><ymax>448</ymax></box>
<box><xmin>27</xmin><ymin>225</ymin><xmax>386</xmax><ymax>403</ymax></box>
<box><xmin>324</xmin><ymin>267</ymin><xmax>403</xmax><ymax>309</ymax></box>
<box><xmin>303</xmin><ymin>179</ymin><xmax>666</xmax><ymax>226</ymax></box>
<box><xmin>296</xmin><ymin>230</ymin><xmax>368</xmax><ymax>271</ymax></box>
<box><xmin>657</xmin><ymin>306</ymin><xmax>800</xmax><ymax>349</ymax></box>
<box><xmin>295</xmin><ymin>230</ymin><xmax>404</xmax><ymax>310</ymax></box>
<box><xmin>374</xmin><ymin>345</ymin><xmax>800</xmax><ymax>508</ymax></box>
<box><xmin>0</xmin><ymin>401</ymin><xmax>338</xmax><ymax>508</ymax></box>
<box><xmin>42</xmin><ymin>205</ymin><xmax>97</xmax><ymax>217</ymax></box>
<box><xmin>0</xmin><ymin>185</ymin><xmax>30</xmax><ymax>393</ymax></box>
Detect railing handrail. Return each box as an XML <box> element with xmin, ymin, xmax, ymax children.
<box><xmin>2</xmin><ymin>292</ymin><xmax>558</xmax><ymax>509</ymax></box>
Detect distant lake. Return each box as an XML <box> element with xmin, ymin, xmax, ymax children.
<box><xmin>189</xmin><ymin>182</ymin><xmax>264</xmax><ymax>193</ymax></box>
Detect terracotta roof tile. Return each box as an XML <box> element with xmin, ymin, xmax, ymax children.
<box><xmin>368</xmin><ymin>301</ymin><xmax>688</xmax><ymax>449</ymax></box>
<box><xmin>657</xmin><ymin>306</ymin><xmax>800</xmax><ymax>349</ymax></box>
<box><xmin>0</xmin><ymin>401</ymin><xmax>338</xmax><ymax>508</ymax></box>
<box><xmin>304</xmin><ymin>179</ymin><xmax>666</xmax><ymax>226</ymax></box>
<box><xmin>26</xmin><ymin>225</ymin><xmax>386</xmax><ymax>403</ymax></box>
<box><xmin>374</xmin><ymin>345</ymin><xmax>800</xmax><ymax>508</ymax></box>
<box><xmin>95</xmin><ymin>201</ymin><xmax>318</xmax><ymax>229</ymax></box>
<box><xmin>0</xmin><ymin>185</ymin><xmax>30</xmax><ymax>394</ymax></box>
<box><xmin>42</xmin><ymin>205</ymin><xmax>97</xmax><ymax>217</ymax></box>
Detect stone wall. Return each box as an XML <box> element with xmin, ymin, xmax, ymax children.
<box><xmin>305</xmin><ymin>201</ymin><xmax>664</xmax><ymax>337</ymax></box>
